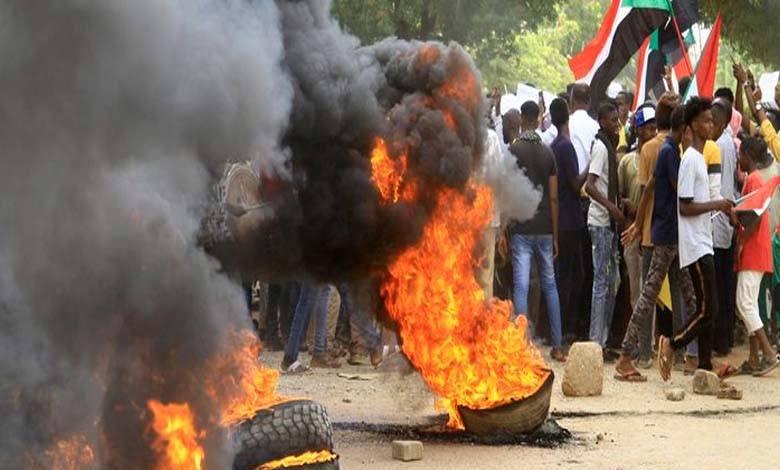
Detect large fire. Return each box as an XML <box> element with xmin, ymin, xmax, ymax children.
<box><xmin>371</xmin><ymin>44</ymin><xmax>550</xmax><ymax>429</ymax></box>
<box><xmin>147</xmin><ymin>400</ymin><xmax>206</xmax><ymax>470</ymax></box>
<box><xmin>208</xmin><ymin>329</ymin><xmax>292</xmax><ymax>426</ymax></box>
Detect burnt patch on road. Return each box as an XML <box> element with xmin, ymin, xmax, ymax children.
<box><xmin>332</xmin><ymin>417</ymin><xmax>574</xmax><ymax>448</ymax></box>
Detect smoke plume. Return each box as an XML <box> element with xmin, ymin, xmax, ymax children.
<box><xmin>0</xmin><ymin>0</ymin><xmax>540</xmax><ymax>468</ymax></box>
<box><xmin>0</xmin><ymin>0</ymin><xmax>288</xmax><ymax>467</ymax></box>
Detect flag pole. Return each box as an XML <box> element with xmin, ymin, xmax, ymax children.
<box><xmin>665</xmin><ymin>0</ymin><xmax>695</xmax><ymax>77</ymax></box>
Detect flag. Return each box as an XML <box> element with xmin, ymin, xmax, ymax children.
<box><xmin>735</xmin><ymin>176</ymin><xmax>780</xmax><ymax>228</ymax></box>
<box><xmin>683</xmin><ymin>13</ymin><xmax>722</xmax><ymax>102</ymax></box>
<box><xmin>633</xmin><ymin>35</ymin><xmax>663</xmax><ymax>109</ymax></box>
<box><xmin>658</xmin><ymin>0</ymin><xmax>699</xmax><ymax>75</ymax></box>
<box><xmin>569</xmin><ymin>0</ymin><xmax>671</xmax><ymax>105</ymax></box>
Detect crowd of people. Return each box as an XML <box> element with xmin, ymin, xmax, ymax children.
<box><xmin>485</xmin><ymin>62</ymin><xmax>780</xmax><ymax>382</ymax></box>
<box><xmin>250</xmin><ymin>64</ymin><xmax>780</xmax><ymax>383</ymax></box>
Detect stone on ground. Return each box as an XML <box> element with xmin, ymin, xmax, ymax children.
<box><xmin>718</xmin><ymin>383</ymin><xmax>743</xmax><ymax>400</ymax></box>
<box><xmin>562</xmin><ymin>342</ymin><xmax>603</xmax><ymax>397</ymax></box>
<box><xmin>692</xmin><ymin>369</ymin><xmax>720</xmax><ymax>395</ymax></box>
<box><xmin>392</xmin><ymin>440</ymin><xmax>423</xmax><ymax>462</ymax></box>
<box><xmin>666</xmin><ymin>388</ymin><xmax>686</xmax><ymax>402</ymax></box>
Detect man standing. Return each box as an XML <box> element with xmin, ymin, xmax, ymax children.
<box><xmin>585</xmin><ymin>103</ymin><xmax>625</xmax><ymax>360</ymax></box>
<box><xmin>550</xmin><ymin>98</ymin><xmax>588</xmax><ymax>343</ymax></box>
<box><xmin>711</xmin><ymin>97</ymin><xmax>739</xmax><ymax>356</ymax></box>
<box><xmin>509</xmin><ymin>101</ymin><xmax>566</xmax><ymax>362</ymax></box>
<box><xmin>569</xmin><ymin>84</ymin><xmax>600</xmax><ymax>174</ymax></box>
<box><xmin>658</xmin><ymin>97</ymin><xmax>733</xmax><ymax>380</ymax></box>
<box><xmin>618</xmin><ymin>106</ymin><xmax>657</xmax><ymax>366</ymax></box>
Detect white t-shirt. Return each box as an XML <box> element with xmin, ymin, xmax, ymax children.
<box><xmin>570</xmin><ymin>109</ymin><xmax>599</xmax><ymax>173</ymax></box>
<box><xmin>712</xmin><ymin>130</ymin><xmax>737</xmax><ymax>249</ymax></box>
<box><xmin>482</xmin><ymin>129</ymin><xmax>504</xmax><ymax>228</ymax></box>
<box><xmin>587</xmin><ymin>139</ymin><xmax>611</xmax><ymax>227</ymax></box>
<box><xmin>678</xmin><ymin>146</ymin><xmax>715</xmax><ymax>268</ymax></box>
<box><xmin>537</xmin><ymin>125</ymin><xmax>558</xmax><ymax>147</ymax></box>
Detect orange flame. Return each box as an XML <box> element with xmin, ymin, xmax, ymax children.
<box><xmin>43</xmin><ymin>435</ymin><xmax>95</xmax><ymax>470</ymax></box>
<box><xmin>370</xmin><ymin>138</ymin><xmax>410</xmax><ymax>204</ymax></box>
<box><xmin>255</xmin><ymin>450</ymin><xmax>338</xmax><ymax>470</ymax></box>
<box><xmin>147</xmin><ymin>400</ymin><xmax>205</xmax><ymax>470</ymax></box>
<box><xmin>377</xmin><ymin>181</ymin><xmax>550</xmax><ymax>428</ymax></box>
<box><xmin>207</xmin><ymin>329</ymin><xmax>293</xmax><ymax>426</ymax></box>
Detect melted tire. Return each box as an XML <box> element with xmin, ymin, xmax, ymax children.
<box><xmin>232</xmin><ymin>399</ymin><xmax>334</xmax><ymax>470</ymax></box>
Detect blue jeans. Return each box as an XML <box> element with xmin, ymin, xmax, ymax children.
<box><xmin>283</xmin><ymin>283</ymin><xmax>331</xmax><ymax>364</ymax></box>
<box><xmin>336</xmin><ymin>284</ymin><xmax>380</xmax><ymax>350</ymax></box>
<box><xmin>589</xmin><ymin>226</ymin><xmax>620</xmax><ymax>348</ymax></box>
<box><xmin>510</xmin><ymin>234</ymin><xmax>563</xmax><ymax>347</ymax></box>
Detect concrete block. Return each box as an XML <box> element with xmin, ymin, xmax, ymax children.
<box><xmin>562</xmin><ymin>342</ymin><xmax>603</xmax><ymax>397</ymax></box>
<box><xmin>392</xmin><ymin>440</ymin><xmax>423</xmax><ymax>462</ymax></box>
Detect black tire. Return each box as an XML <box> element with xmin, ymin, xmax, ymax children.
<box><xmin>232</xmin><ymin>399</ymin><xmax>334</xmax><ymax>470</ymax></box>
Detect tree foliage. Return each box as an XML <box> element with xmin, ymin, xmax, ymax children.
<box><xmin>332</xmin><ymin>0</ymin><xmax>563</xmax><ymax>47</ymax></box>
<box><xmin>700</xmin><ymin>0</ymin><xmax>780</xmax><ymax>67</ymax></box>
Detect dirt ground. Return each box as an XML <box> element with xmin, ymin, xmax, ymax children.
<box><xmin>263</xmin><ymin>345</ymin><xmax>780</xmax><ymax>469</ymax></box>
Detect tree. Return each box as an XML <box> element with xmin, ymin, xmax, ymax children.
<box><xmin>700</xmin><ymin>0</ymin><xmax>780</xmax><ymax>67</ymax></box>
<box><xmin>332</xmin><ymin>0</ymin><xmax>563</xmax><ymax>47</ymax></box>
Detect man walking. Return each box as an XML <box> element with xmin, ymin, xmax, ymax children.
<box><xmin>658</xmin><ymin>97</ymin><xmax>733</xmax><ymax>380</ymax></box>
<box><xmin>509</xmin><ymin>101</ymin><xmax>566</xmax><ymax>362</ymax></box>
<box><xmin>585</xmin><ymin>103</ymin><xmax>624</xmax><ymax>361</ymax></box>
<box><xmin>615</xmin><ymin>107</ymin><xmax>696</xmax><ymax>381</ymax></box>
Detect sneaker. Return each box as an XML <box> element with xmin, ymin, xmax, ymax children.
<box><xmin>603</xmin><ymin>349</ymin><xmax>619</xmax><ymax>363</ymax></box>
<box><xmin>752</xmin><ymin>357</ymin><xmax>779</xmax><ymax>377</ymax></box>
<box><xmin>370</xmin><ymin>345</ymin><xmax>385</xmax><ymax>367</ymax></box>
<box><xmin>280</xmin><ymin>359</ymin><xmax>310</xmax><ymax>374</ymax></box>
<box><xmin>310</xmin><ymin>353</ymin><xmax>342</xmax><ymax>369</ymax></box>
<box><xmin>550</xmin><ymin>347</ymin><xmax>568</xmax><ymax>363</ymax></box>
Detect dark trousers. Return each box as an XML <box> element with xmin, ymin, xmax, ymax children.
<box><xmin>578</xmin><ymin>224</ymin><xmax>594</xmax><ymax>340</ymax></box>
<box><xmin>714</xmin><ymin>246</ymin><xmax>736</xmax><ymax>353</ymax></box>
<box><xmin>556</xmin><ymin>229</ymin><xmax>584</xmax><ymax>341</ymax></box>
<box><xmin>659</xmin><ymin>255</ymin><xmax>716</xmax><ymax>371</ymax></box>
<box><xmin>266</xmin><ymin>283</ymin><xmax>296</xmax><ymax>343</ymax></box>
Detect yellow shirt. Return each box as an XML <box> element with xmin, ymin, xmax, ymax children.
<box><xmin>761</xmin><ymin>119</ymin><xmax>780</xmax><ymax>162</ymax></box>
<box><xmin>747</xmin><ymin>119</ymin><xmax>780</xmax><ymax>162</ymax></box>
<box><xmin>638</xmin><ymin>131</ymin><xmax>667</xmax><ymax>247</ymax></box>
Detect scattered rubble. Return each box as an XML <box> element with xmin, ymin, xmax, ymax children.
<box><xmin>718</xmin><ymin>384</ymin><xmax>743</xmax><ymax>401</ymax></box>
<box><xmin>666</xmin><ymin>388</ymin><xmax>686</xmax><ymax>402</ymax></box>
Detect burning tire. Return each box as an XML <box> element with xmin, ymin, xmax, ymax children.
<box><xmin>232</xmin><ymin>399</ymin><xmax>337</xmax><ymax>470</ymax></box>
<box><xmin>457</xmin><ymin>371</ymin><xmax>555</xmax><ymax>436</ymax></box>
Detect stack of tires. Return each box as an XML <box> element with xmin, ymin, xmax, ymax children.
<box><xmin>232</xmin><ymin>400</ymin><xmax>339</xmax><ymax>470</ymax></box>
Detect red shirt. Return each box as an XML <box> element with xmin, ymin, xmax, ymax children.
<box><xmin>738</xmin><ymin>171</ymin><xmax>774</xmax><ymax>273</ymax></box>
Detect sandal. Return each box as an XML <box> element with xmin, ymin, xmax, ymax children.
<box><xmin>657</xmin><ymin>336</ymin><xmax>673</xmax><ymax>382</ymax></box>
<box><xmin>614</xmin><ymin>368</ymin><xmax>647</xmax><ymax>382</ymax></box>
<box><xmin>717</xmin><ymin>363</ymin><xmax>739</xmax><ymax>379</ymax></box>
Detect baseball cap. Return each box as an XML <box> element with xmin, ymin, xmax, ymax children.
<box><xmin>635</xmin><ymin>107</ymin><xmax>656</xmax><ymax>128</ymax></box>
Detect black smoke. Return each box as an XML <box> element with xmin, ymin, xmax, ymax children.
<box><xmin>0</xmin><ymin>0</ymin><xmax>288</xmax><ymax>468</ymax></box>
<box><xmin>0</xmin><ymin>0</ymin><xmax>536</xmax><ymax>468</ymax></box>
